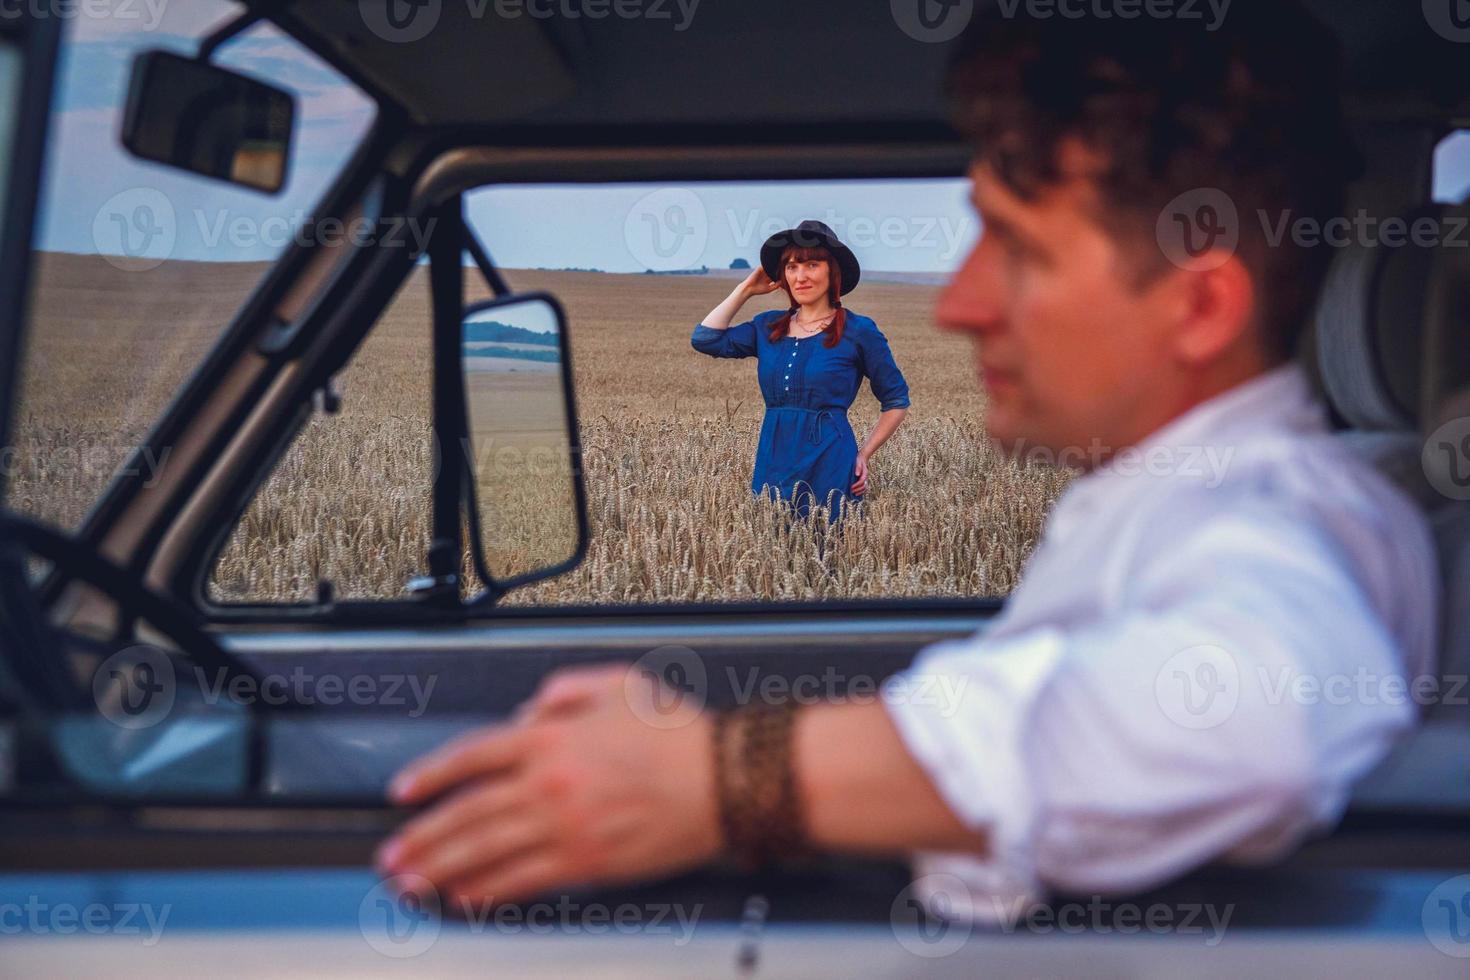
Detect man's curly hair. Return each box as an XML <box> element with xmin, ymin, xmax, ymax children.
<box><xmin>944</xmin><ymin>1</ymin><xmax>1360</xmax><ymax>361</ymax></box>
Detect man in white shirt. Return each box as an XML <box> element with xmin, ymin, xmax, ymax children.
<box><xmin>373</xmin><ymin>2</ymin><xmax>1439</xmax><ymax>917</ymax></box>
<box><xmin>885</xmin><ymin>361</ymin><xmax>1437</xmax><ymax>918</ymax></box>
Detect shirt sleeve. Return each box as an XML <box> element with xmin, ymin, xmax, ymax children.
<box><xmin>882</xmin><ymin>503</ymin><xmax>1421</xmax><ymax>924</ymax></box>
<box><xmin>854</xmin><ymin>321</ymin><xmax>911</xmax><ymax>410</ymax></box>
<box><xmin>691</xmin><ymin>317</ymin><xmax>760</xmax><ymax>359</ymax></box>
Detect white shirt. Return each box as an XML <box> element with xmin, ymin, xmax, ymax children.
<box><xmin>882</xmin><ymin>363</ymin><xmax>1439</xmax><ymax>922</ymax></box>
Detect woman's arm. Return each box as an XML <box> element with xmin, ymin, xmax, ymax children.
<box><xmin>856</xmin><ymin>322</ymin><xmax>910</xmax><ymax>462</ymax></box>
<box><xmin>701</xmin><ymin>267</ymin><xmax>780</xmax><ymax>328</ymax></box>
<box><xmin>860</xmin><ymin>407</ymin><xmax>908</xmax><ymax>462</ymax></box>
<box><xmin>692</xmin><ymin>268</ymin><xmax>784</xmax><ymax>359</ymax></box>
<box><xmin>701</xmin><ymin>282</ymin><xmax>752</xmax><ymax>330</ymax></box>
<box><xmin>851</xmin><ymin>407</ymin><xmax>907</xmax><ymax>494</ymax></box>
<box><xmin>850</xmin><ymin>322</ymin><xmax>911</xmax><ymax>494</ymax></box>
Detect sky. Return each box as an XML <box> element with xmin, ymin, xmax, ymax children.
<box><xmin>30</xmin><ymin>3</ymin><xmax>1470</xmax><ymax>273</ymax></box>
<box><xmin>34</xmin><ymin>2</ymin><xmax>378</xmax><ymax>264</ymax></box>
<box><xmin>465</xmin><ymin>180</ymin><xmax>979</xmax><ymax>275</ymax></box>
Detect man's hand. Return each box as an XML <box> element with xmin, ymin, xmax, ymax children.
<box><xmin>376</xmin><ymin>663</ymin><xmax>985</xmax><ymax>907</ymax></box>
<box><xmin>375</xmin><ymin>665</ymin><xmax>722</xmax><ymax>908</ymax></box>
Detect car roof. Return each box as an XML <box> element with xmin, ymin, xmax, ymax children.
<box><xmin>264</xmin><ymin>0</ymin><xmax>1470</xmax><ymax>137</ymax></box>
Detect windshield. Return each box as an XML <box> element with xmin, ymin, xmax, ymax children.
<box><xmin>3</xmin><ymin>1</ymin><xmax>375</xmax><ymax>533</ymax></box>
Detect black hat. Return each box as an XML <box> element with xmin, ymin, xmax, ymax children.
<box><xmin>760</xmin><ymin>220</ymin><xmax>861</xmax><ymax>296</ymax></box>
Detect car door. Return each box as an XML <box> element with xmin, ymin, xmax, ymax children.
<box><xmin>3</xmin><ymin>6</ymin><xmax>1469</xmax><ymax>976</ymax></box>
<box><xmin>0</xmin><ymin>6</ymin><xmax>1000</xmax><ymax>825</ymax></box>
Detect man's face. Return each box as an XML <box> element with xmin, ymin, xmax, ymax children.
<box><xmin>937</xmin><ymin>154</ymin><xmax>1184</xmax><ymax>464</ymax></box>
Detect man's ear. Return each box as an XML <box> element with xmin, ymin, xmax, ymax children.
<box><xmin>1167</xmin><ymin>252</ymin><xmax>1256</xmax><ymax>366</ymax></box>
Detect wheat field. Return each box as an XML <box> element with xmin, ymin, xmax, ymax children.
<box><xmin>10</xmin><ymin>255</ymin><xmax>1070</xmax><ymax>607</ymax></box>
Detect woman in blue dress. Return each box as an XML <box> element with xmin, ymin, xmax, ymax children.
<box><xmin>691</xmin><ymin>220</ymin><xmax>911</xmax><ymax>524</ymax></box>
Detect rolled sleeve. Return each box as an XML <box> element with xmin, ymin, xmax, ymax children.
<box><xmin>855</xmin><ymin>322</ymin><xmax>910</xmax><ymax>410</ymax></box>
<box><xmin>883</xmin><ymin>508</ymin><xmax>1420</xmax><ymax>923</ymax></box>
<box><xmin>691</xmin><ymin>319</ymin><xmax>758</xmax><ymax>358</ymax></box>
<box><xmin>884</xmin><ymin>628</ymin><xmax>1067</xmax><ymax>922</ymax></box>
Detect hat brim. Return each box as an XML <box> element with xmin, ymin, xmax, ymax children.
<box><xmin>760</xmin><ymin>229</ymin><xmax>861</xmax><ymax>296</ymax></box>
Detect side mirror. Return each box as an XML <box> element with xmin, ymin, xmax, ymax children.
<box><xmin>460</xmin><ymin>294</ymin><xmax>587</xmax><ymax>596</ymax></box>
<box><xmin>121</xmin><ymin>51</ymin><xmax>294</xmax><ymax>193</ymax></box>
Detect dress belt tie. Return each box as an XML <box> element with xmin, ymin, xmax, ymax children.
<box><xmin>805</xmin><ymin>409</ymin><xmax>836</xmax><ymax>445</ymax></box>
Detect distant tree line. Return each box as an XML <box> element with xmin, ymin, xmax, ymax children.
<box><xmin>463</xmin><ymin>320</ymin><xmax>558</xmax><ymax>346</ymax></box>
<box><xmin>643</xmin><ymin>265</ymin><xmax>710</xmax><ymax>276</ymax></box>
<box><xmin>464</xmin><ymin>345</ymin><xmax>561</xmax><ymax>363</ymax></box>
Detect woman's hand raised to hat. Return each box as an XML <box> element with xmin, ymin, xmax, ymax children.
<box><xmin>740</xmin><ymin>266</ymin><xmax>782</xmax><ymax>297</ymax></box>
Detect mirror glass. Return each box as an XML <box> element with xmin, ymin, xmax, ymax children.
<box><xmin>461</xmin><ymin>296</ymin><xmax>580</xmax><ymax>587</ymax></box>
<box><xmin>121</xmin><ymin>51</ymin><xmax>294</xmax><ymax>193</ymax></box>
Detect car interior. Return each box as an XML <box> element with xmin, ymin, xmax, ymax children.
<box><xmin>0</xmin><ymin>0</ymin><xmax>1467</xmax><ymax>975</ymax></box>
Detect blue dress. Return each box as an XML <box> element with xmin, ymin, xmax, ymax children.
<box><xmin>691</xmin><ymin>310</ymin><xmax>911</xmax><ymax>522</ymax></box>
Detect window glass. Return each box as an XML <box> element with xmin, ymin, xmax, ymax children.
<box><xmin>0</xmin><ymin>40</ymin><xmax>19</xmax><ymax>233</ymax></box>
<box><xmin>207</xmin><ymin>269</ymin><xmax>434</xmax><ymax>604</ymax></box>
<box><xmin>461</xmin><ymin>180</ymin><xmax>1072</xmax><ymax>606</ymax></box>
<box><xmin>5</xmin><ymin>2</ymin><xmax>375</xmax><ymax>532</ymax></box>
<box><xmin>1434</xmin><ymin>130</ymin><xmax>1470</xmax><ymax>204</ymax></box>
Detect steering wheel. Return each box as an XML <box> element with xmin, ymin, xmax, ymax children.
<box><xmin>0</xmin><ymin>513</ymin><xmax>270</xmax><ymax>714</ymax></box>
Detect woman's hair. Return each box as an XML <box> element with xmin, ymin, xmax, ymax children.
<box><xmin>767</xmin><ymin>244</ymin><xmax>847</xmax><ymax>348</ymax></box>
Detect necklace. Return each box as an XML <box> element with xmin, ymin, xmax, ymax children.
<box><xmin>792</xmin><ymin>310</ymin><xmax>835</xmax><ymax>337</ymax></box>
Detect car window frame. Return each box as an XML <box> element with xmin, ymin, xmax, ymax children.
<box><xmin>0</xmin><ymin>10</ymin><xmax>62</xmax><ymax>507</ymax></box>
<box><xmin>15</xmin><ymin>20</ymin><xmax>393</xmax><ymax>609</ymax></box>
<box><xmin>179</xmin><ymin>146</ymin><xmax>1028</xmax><ymax>624</ymax></box>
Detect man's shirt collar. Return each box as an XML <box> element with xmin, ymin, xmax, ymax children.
<box><xmin>1047</xmin><ymin>363</ymin><xmax>1325</xmax><ymax>536</ymax></box>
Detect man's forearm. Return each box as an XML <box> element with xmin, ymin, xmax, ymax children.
<box><xmin>793</xmin><ymin>700</ymin><xmax>989</xmax><ymax>855</ymax></box>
